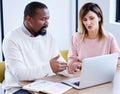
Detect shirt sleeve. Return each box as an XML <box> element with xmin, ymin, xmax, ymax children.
<box><xmin>110</xmin><ymin>34</ymin><xmax>120</xmax><ymax>58</ymax></box>
<box><xmin>68</xmin><ymin>34</ymin><xmax>78</xmax><ymax>63</ymax></box>
<box><xmin>3</xmin><ymin>38</ymin><xmax>54</xmax><ymax>81</ymax></box>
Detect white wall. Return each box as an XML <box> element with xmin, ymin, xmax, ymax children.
<box><xmin>78</xmin><ymin>0</ymin><xmax>120</xmax><ymax>47</ymax></box>
<box><xmin>109</xmin><ymin>0</ymin><xmax>120</xmax><ymax>46</ymax></box>
<box><xmin>3</xmin><ymin>0</ymin><xmax>75</xmax><ymax>50</ymax></box>
<box><xmin>0</xmin><ymin>83</ymin><xmax>4</xmax><ymax>94</ymax></box>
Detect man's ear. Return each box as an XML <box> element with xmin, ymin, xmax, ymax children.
<box><xmin>26</xmin><ymin>16</ymin><xmax>32</xmax><ymax>24</ymax></box>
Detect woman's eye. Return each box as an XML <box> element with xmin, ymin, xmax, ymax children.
<box><xmin>90</xmin><ymin>17</ymin><xmax>94</xmax><ymax>20</ymax></box>
<box><xmin>83</xmin><ymin>18</ymin><xmax>87</xmax><ymax>21</ymax></box>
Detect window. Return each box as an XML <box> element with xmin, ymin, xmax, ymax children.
<box><xmin>0</xmin><ymin>0</ymin><xmax>4</xmax><ymax>61</ymax></box>
<box><xmin>76</xmin><ymin>0</ymin><xmax>78</xmax><ymax>32</ymax></box>
<box><xmin>116</xmin><ymin>0</ymin><xmax>120</xmax><ymax>22</ymax></box>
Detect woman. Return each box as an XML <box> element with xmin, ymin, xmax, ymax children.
<box><xmin>68</xmin><ymin>2</ymin><xmax>120</xmax><ymax>74</ymax></box>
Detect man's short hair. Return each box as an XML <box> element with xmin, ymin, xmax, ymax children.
<box><xmin>24</xmin><ymin>2</ymin><xmax>48</xmax><ymax>20</ymax></box>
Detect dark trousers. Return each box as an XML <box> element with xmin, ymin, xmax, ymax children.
<box><xmin>13</xmin><ymin>89</ymin><xmax>32</xmax><ymax>94</ymax></box>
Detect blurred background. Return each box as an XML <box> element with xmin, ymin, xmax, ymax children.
<box><xmin>0</xmin><ymin>0</ymin><xmax>120</xmax><ymax>61</ymax></box>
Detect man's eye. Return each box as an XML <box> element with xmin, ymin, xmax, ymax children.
<box><xmin>41</xmin><ymin>17</ymin><xmax>49</xmax><ymax>21</ymax></box>
<box><xmin>41</xmin><ymin>18</ymin><xmax>46</xmax><ymax>21</ymax></box>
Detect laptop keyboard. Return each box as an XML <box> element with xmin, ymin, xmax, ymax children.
<box><xmin>72</xmin><ymin>81</ymin><xmax>80</xmax><ymax>86</ymax></box>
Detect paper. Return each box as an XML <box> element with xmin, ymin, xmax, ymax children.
<box><xmin>23</xmin><ymin>80</ymin><xmax>72</xmax><ymax>94</ymax></box>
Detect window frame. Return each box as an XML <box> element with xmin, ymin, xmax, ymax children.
<box><xmin>116</xmin><ymin>0</ymin><xmax>120</xmax><ymax>22</ymax></box>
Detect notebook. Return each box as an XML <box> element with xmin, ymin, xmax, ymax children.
<box><xmin>62</xmin><ymin>53</ymin><xmax>118</xmax><ymax>89</ymax></box>
<box><xmin>23</xmin><ymin>80</ymin><xmax>72</xmax><ymax>94</ymax></box>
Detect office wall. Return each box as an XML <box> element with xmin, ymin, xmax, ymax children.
<box><xmin>3</xmin><ymin>0</ymin><xmax>75</xmax><ymax>50</ymax></box>
<box><xmin>78</xmin><ymin>0</ymin><xmax>120</xmax><ymax>46</ymax></box>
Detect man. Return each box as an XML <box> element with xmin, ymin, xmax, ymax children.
<box><xmin>2</xmin><ymin>2</ymin><xmax>68</xmax><ymax>94</ymax></box>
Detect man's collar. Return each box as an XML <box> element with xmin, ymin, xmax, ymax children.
<box><xmin>22</xmin><ymin>24</ymin><xmax>34</xmax><ymax>37</ymax></box>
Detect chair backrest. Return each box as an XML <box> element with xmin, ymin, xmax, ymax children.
<box><xmin>0</xmin><ymin>62</ymin><xmax>5</xmax><ymax>83</ymax></box>
<box><xmin>60</xmin><ymin>50</ymin><xmax>68</xmax><ymax>62</ymax></box>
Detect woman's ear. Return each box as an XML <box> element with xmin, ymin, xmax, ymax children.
<box><xmin>98</xmin><ymin>17</ymin><xmax>101</xmax><ymax>22</ymax></box>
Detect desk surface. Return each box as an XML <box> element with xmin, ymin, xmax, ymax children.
<box><xmin>20</xmin><ymin>67</ymin><xmax>120</xmax><ymax>94</ymax></box>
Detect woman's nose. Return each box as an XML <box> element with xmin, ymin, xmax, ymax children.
<box><xmin>86</xmin><ymin>20</ymin><xmax>91</xmax><ymax>25</ymax></box>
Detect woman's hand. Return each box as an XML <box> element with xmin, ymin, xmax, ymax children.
<box><xmin>68</xmin><ymin>61</ymin><xmax>82</xmax><ymax>74</ymax></box>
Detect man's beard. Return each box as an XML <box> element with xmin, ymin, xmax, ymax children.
<box><xmin>35</xmin><ymin>26</ymin><xmax>48</xmax><ymax>37</ymax></box>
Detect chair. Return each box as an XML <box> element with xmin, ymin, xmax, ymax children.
<box><xmin>0</xmin><ymin>62</ymin><xmax>5</xmax><ymax>83</ymax></box>
<box><xmin>60</xmin><ymin>50</ymin><xmax>68</xmax><ymax>62</ymax></box>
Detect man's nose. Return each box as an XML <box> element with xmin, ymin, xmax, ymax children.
<box><xmin>44</xmin><ymin>19</ymin><xmax>49</xmax><ymax>25</ymax></box>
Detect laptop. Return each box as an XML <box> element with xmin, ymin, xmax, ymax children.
<box><xmin>62</xmin><ymin>53</ymin><xmax>118</xmax><ymax>89</ymax></box>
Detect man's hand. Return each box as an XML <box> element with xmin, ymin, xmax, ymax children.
<box><xmin>50</xmin><ymin>55</ymin><xmax>68</xmax><ymax>73</ymax></box>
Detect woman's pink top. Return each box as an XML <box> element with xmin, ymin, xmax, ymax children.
<box><xmin>68</xmin><ymin>32</ymin><xmax>120</xmax><ymax>63</ymax></box>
